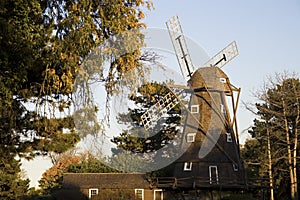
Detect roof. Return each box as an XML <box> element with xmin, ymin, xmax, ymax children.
<box><xmin>63</xmin><ymin>173</ymin><xmax>151</xmax><ymax>189</ymax></box>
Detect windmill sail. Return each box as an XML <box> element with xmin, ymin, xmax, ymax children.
<box><xmin>166</xmin><ymin>15</ymin><xmax>194</xmax><ymax>81</ymax></box>
<box><xmin>141</xmin><ymin>86</ymin><xmax>190</xmax><ymax>130</ymax></box>
<box><xmin>141</xmin><ymin>92</ymin><xmax>178</xmax><ymax>130</ymax></box>
<box><xmin>203</xmin><ymin>41</ymin><xmax>238</xmax><ymax>68</ymax></box>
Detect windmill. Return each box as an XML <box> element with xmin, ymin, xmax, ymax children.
<box><xmin>141</xmin><ymin>15</ymin><xmax>246</xmax><ymax>189</ymax></box>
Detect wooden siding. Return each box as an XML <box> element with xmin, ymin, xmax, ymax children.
<box><xmin>172</xmin><ymin>67</ymin><xmax>247</xmax><ymax>189</ymax></box>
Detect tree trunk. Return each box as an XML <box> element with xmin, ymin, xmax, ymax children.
<box><xmin>292</xmin><ymin>81</ymin><xmax>299</xmax><ymax>200</ymax></box>
<box><xmin>285</xmin><ymin>119</ymin><xmax>295</xmax><ymax>200</ymax></box>
<box><xmin>267</xmin><ymin>126</ymin><xmax>274</xmax><ymax>200</ymax></box>
<box><xmin>281</xmin><ymin>95</ymin><xmax>296</xmax><ymax>200</ymax></box>
<box><xmin>293</xmin><ymin>135</ymin><xmax>298</xmax><ymax>200</ymax></box>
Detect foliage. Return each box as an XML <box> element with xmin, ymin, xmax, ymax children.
<box><xmin>109</xmin><ymin>151</ymin><xmax>151</xmax><ymax>172</ymax></box>
<box><xmin>111</xmin><ymin>82</ymin><xmax>182</xmax><ymax>153</ymax></box>
<box><xmin>39</xmin><ymin>152</ymin><xmax>118</xmax><ymax>194</ymax></box>
<box><xmin>1</xmin><ymin>0</ymin><xmax>153</xmax><ymax>197</ymax></box>
<box><xmin>38</xmin><ymin>154</ymin><xmax>81</xmax><ymax>193</ymax></box>
<box><xmin>67</xmin><ymin>153</ymin><xmax>118</xmax><ymax>173</ymax></box>
<box><xmin>241</xmin><ymin>139</ymin><xmax>267</xmax><ymax>180</ymax></box>
<box><xmin>243</xmin><ymin>73</ymin><xmax>300</xmax><ymax>199</ymax></box>
<box><xmin>0</xmin><ymin>149</ymin><xmax>30</xmax><ymax>200</ymax></box>
<box><xmin>110</xmin><ymin>81</ymin><xmax>183</xmax><ymax>174</ymax></box>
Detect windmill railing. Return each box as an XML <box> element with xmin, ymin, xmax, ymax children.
<box><xmin>153</xmin><ymin>176</ymin><xmax>248</xmax><ymax>190</ymax></box>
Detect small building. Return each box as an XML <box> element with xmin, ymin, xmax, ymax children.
<box><xmin>62</xmin><ymin>173</ymin><xmax>164</xmax><ymax>200</ymax></box>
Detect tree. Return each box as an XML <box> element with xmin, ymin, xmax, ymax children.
<box><xmin>242</xmin><ymin>127</ymin><xmax>273</xmax><ymax>198</ymax></box>
<box><xmin>112</xmin><ymin>82</ymin><xmax>182</xmax><ymax>152</ymax></box>
<box><xmin>0</xmin><ymin>0</ymin><xmax>153</xmax><ymax>197</ymax></box>
<box><xmin>244</xmin><ymin>73</ymin><xmax>300</xmax><ymax>200</ymax></box>
<box><xmin>111</xmin><ymin>81</ymin><xmax>183</xmax><ymax>173</ymax></box>
<box><xmin>38</xmin><ymin>153</ymin><xmax>81</xmax><ymax>193</ymax></box>
<box><xmin>112</xmin><ymin>82</ymin><xmax>181</xmax><ymax>148</ymax></box>
<box><xmin>0</xmin><ymin>148</ymin><xmax>30</xmax><ymax>199</ymax></box>
<box><xmin>0</xmin><ymin>1</ymin><xmax>78</xmax><ymax>197</ymax></box>
<box><xmin>67</xmin><ymin>153</ymin><xmax>118</xmax><ymax>173</ymax></box>
<box><xmin>38</xmin><ymin>152</ymin><xmax>118</xmax><ymax>195</ymax></box>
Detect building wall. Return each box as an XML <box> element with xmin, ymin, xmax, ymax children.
<box><xmin>79</xmin><ymin>188</ymin><xmax>163</xmax><ymax>200</ymax></box>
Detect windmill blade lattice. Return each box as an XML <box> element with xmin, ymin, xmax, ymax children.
<box><xmin>141</xmin><ymin>88</ymin><xmax>187</xmax><ymax>130</ymax></box>
<box><xmin>166</xmin><ymin>15</ymin><xmax>195</xmax><ymax>80</ymax></box>
<box><xmin>203</xmin><ymin>41</ymin><xmax>238</xmax><ymax>68</ymax></box>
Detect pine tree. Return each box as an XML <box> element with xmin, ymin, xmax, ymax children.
<box><xmin>244</xmin><ymin>73</ymin><xmax>300</xmax><ymax>199</ymax></box>
<box><xmin>111</xmin><ymin>82</ymin><xmax>183</xmax><ymax>174</ymax></box>
<box><xmin>0</xmin><ymin>149</ymin><xmax>29</xmax><ymax>200</ymax></box>
<box><xmin>112</xmin><ymin>82</ymin><xmax>182</xmax><ymax>152</ymax></box>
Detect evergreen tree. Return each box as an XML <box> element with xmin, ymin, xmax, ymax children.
<box><xmin>111</xmin><ymin>82</ymin><xmax>183</xmax><ymax>173</ymax></box>
<box><xmin>0</xmin><ymin>0</ymin><xmax>153</xmax><ymax>197</ymax></box>
<box><xmin>0</xmin><ymin>149</ymin><xmax>29</xmax><ymax>199</ymax></box>
<box><xmin>243</xmin><ymin>73</ymin><xmax>300</xmax><ymax>200</ymax></box>
<box><xmin>67</xmin><ymin>153</ymin><xmax>119</xmax><ymax>173</ymax></box>
<box><xmin>112</xmin><ymin>82</ymin><xmax>182</xmax><ymax>152</ymax></box>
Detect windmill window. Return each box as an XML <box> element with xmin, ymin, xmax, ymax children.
<box><xmin>220</xmin><ymin>104</ymin><xmax>225</xmax><ymax>113</ymax></box>
<box><xmin>187</xmin><ymin>133</ymin><xmax>196</xmax><ymax>143</ymax></box>
<box><xmin>184</xmin><ymin>162</ymin><xmax>192</xmax><ymax>171</ymax></box>
<box><xmin>209</xmin><ymin>166</ymin><xmax>219</xmax><ymax>184</ymax></box>
<box><xmin>226</xmin><ymin>132</ymin><xmax>232</xmax><ymax>142</ymax></box>
<box><xmin>190</xmin><ymin>105</ymin><xmax>199</xmax><ymax>113</ymax></box>
<box><xmin>220</xmin><ymin>78</ymin><xmax>226</xmax><ymax>83</ymax></box>
<box><xmin>233</xmin><ymin>163</ymin><xmax>239</xmax><ymax>171</ymax></box>
<box><xmin>88</xmin><ymin>188</ymin><xmax>98</xmax><ymax>199</ymax></box>
<box><xmin>135</xmin><ymin>189</ymin><xmax>144</xmax><ymax>200</ymax></box>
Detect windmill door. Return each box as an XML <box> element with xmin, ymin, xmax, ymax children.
<box><xmin>209</xmin><ymin>166</ymin><xmax>219</xmax><ymax>184</ymax></box>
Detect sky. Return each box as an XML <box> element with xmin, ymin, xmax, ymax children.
<box><xmin>22</xmin><ymin>0</ymin><xmax>300</xmax><ymax>188</ymax></box>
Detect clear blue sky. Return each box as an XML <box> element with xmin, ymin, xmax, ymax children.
<box><xmin>23</xmin><ymin>0</ymin><xmax>300</xmax><ymax>188</ymax></box>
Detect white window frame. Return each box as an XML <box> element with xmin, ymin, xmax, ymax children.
<box><xmin>88</xmin><ymin>188</ymin><xmax>98</xmax><ymax>199</ymax></box>
<box><xmin>233</xmin><ymin>163</ymin><xmax>239</xmax><ymax>171</ymax></box>
<box><xmin>135</xmin><ymin>189</ymin><xmax>144</xmax><ymax>200</ymax></box>
<box><xmin>220</xmin><ymin>77</ymin><xmax>226</xmax><ymax>83</ymax></box>
<box><xmin>209</xmin><ymin>166</ymin><xmax>219</xmax><ymax>184</ymax></box>
<box><xmin>187</xmin><ymin>133</ymin><xmax>196</xmax><ymax>143</ymax></box>
<box><xmin>190</xmin><ymin>105</ymin><xmax>199</xmax><ymax>113</ymax></box>
<box><xmin>226</xmin><ymin>132</ymin><xmax>232</xmax><ymax>142</ymax></box>
<box><xmin>220</xmin><ymin>104</ymin><xmax>225</xmax><ymax>113</ymax></box>
<box><xmin>183</xmin><ymin>162</ymin><xmax>192</xmax><ymax>171</ymax></box>
<box><xmin>154</xmin><ymin>189</ymin><xmax>163</xmax><ymax>200</ymax></box>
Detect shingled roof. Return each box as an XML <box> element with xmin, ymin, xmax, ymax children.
<box><xmin>63</xmin><ymin>173</ymin><xmax>151</xmax><ymax>189</ymax></box>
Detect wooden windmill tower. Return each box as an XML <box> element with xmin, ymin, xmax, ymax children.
<box><xmin>141</xmin><ymin>15</ymin><xmax>246</xmax><ymax>189</ymax></box>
